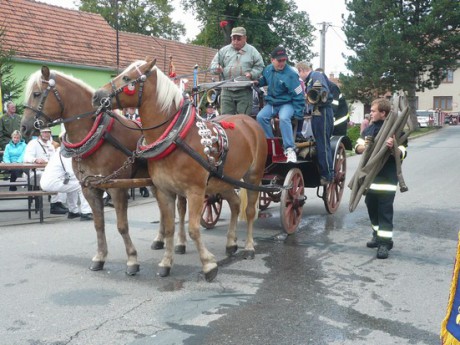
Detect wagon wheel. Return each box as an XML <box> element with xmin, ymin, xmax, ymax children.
<box><xmin>259</xmin><ymin>191</ymin><xmax>272</xmax><ymax>210</ymax></box>
<box><xmin>280</xmin><ymin>168</ymin><xmax>305</xmax><ymax>234</ymax></box>
<box><xmin>324</xmin><ymin>143</ymin><xmax>346</xmax><ymax>214</ymax></box>
<box><xmin>200</xmin><ymin>194</ymin><xmax>223</xmax><ymax>229</ymax></box>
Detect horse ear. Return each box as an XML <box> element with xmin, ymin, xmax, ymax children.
<box><xmin>41</xmin><ymin>66</ymin><xmax>50</xmax><ymax>81</ymax></box>
<box><xmin>145</xmin><ymin>58</ymin><xmax>157</xmax><ymax>70</ymax></box>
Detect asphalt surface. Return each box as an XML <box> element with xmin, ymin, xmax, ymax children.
<box><xmin>0</xmin><ymin>126</ymin><xmax>458</xmax><ymax>345</ymax></box>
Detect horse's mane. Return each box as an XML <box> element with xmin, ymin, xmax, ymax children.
<box><xmin>24</xmin><ymin>69</ymin><xmax>95</xmax><ymax>102</ymax></box>
<box><xmin>127</xmin><ymin>60</ymin><xmax>182</xmax><ymax>113</ymax></box>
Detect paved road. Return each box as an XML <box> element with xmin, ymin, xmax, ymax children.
<box><xmin>0</xmin><ymin>126</ymin><xmax>458</xmax><ymax>345</ymax></box>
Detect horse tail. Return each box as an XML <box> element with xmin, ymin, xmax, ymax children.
<box><xmin>238</xmin><ymin>185</ymin><xmax>259</xmax><ymax>222</ymax></box>
<box><xmin>239</xmin><ymin>186</ymin><xmax>248</xmax><ymax>221</ymax></box>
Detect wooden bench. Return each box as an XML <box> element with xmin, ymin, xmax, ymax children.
<box><xmin>0</xmin><ymin>177</ymin><xmax>29</xmax><ymax>189</ymax></box>
<box><xmin>0</xmin><ymin>190</ymin><xmax>57</xmax><ymax>223</ymax></box>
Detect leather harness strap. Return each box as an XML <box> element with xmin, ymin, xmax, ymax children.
<box><xmin>174</xmin><ymin>137</ymin><xmax>283</xmax><ymax>192</ymax></box>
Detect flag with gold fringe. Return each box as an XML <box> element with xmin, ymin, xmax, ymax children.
<box><xmin>441</xmin><ymin>231</ymin><xmax>460</xmax><ymax>345</ymax></box>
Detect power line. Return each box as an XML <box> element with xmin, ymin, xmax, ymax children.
<box><xmin>329</xmin><ymin>26</ymin><xmax>348</xmax><ymax>45</ymax></box>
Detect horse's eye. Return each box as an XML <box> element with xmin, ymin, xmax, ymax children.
<box><xmin>122</xmin><ymin>76</ymin><xmax>131</xmax><ymax>82</ymax></box>
<box><xmin>33</xmin><ymin>92</ymin><xmax>41</xmax><ymax>98</ymax></box>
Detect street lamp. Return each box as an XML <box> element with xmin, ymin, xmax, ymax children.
<box><xmin>115</xmin><ymin>0</ymin><xmax>120</xmax><ymax>74</ymax></box>
<box><xmin>151</xmin><ymin>36</ymin><xmax>167</xmax><ymax>72</ymax></box>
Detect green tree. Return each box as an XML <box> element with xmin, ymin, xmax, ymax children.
<box><xmin>0</xmin><ymin>28</ymin><xmax>24</xmax><ymax>113</ymax></box>
<box><xmin>341</xmin><ymin>0</ymin><xmax>460</xmax><ymax>109</ymax></box>
<box><xmin>180</xmin><ymin>0</ymin><xmax>316</xmax><ymax>63</ymax></box>
<box><xmin>79</xmin><ymin>0</ymin><xmax>185</xmax><ymax>40</ymax></box>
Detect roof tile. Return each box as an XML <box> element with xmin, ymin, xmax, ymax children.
<box><xmin>1</xmin><ymin>0</ymin><xmax>217</xmax><ymax>79</ymax></box>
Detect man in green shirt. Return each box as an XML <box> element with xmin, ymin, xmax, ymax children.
<box><xmin>0</xmin><ymin>101</ymin><xmax>22</xmax><ymax>150</ymax></box>
<box><xmin>210</xmin><ymin>27</ymin><xmax>264</xmax><ymax>115</ymax></box>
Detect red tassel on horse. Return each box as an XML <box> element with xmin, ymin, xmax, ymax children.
<box><xmin>219</xmin><ymin>121</ymin><xmax>235</xmax><ymax>129</ymax></box>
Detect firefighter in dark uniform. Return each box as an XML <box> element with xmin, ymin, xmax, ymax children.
<box><xmin>354</xmin><ymin>98</ymin><xmax>407</xmax><ymax>259</ymax></box>
<box><xmin>330</xmin><ymin>82</ymin><xmax>349</xmax><ymax>136</ymax></box>
<box><xmin>313</xmin><ymin>69</ymin><xmax>349</xmax><ymax>136</ymax></box>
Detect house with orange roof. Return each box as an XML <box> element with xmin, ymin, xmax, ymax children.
<box><xmin>0</xmin><ymin>0</ymin><xmax>217</xmax><ymax>106</ymax></box>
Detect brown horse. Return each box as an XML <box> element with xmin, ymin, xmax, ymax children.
<box><xmin>93</xmin><ymin>59</ymin><xmax>268</xmax><ymax>281</ymax></box>
<box><xmin>21</xmin><ymin>66</ymin><xmax>187</xmax><ymax>275</ymax></box>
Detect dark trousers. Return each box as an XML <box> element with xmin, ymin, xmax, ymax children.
<box><xmin>221</xmin><ymin>89</ymin><xmax>253</xmax><ymax>116</ymax></box>
<box><xmin>365</xmin><ymin>190</ymin><xmax>396</xmax><ymax>243</ymax></box>
<box><xmin>311</xmin><ymin>107</ymin><xmax>334</xmax><ymax>180</ymax></box>
<box><xmin>10</xmin><ymin>169</ymin><xmax>24</xmax><ymax>182</ymax></box>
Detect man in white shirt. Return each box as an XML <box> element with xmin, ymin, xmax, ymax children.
<box><xmin>24</xmin><ymin>128</ymin><xmax>68</xmax><ymax>214</ymax></box>
<box><xmin>40</xmin><ymin>146</ymin><xmax>93</xmax><ymax>221</ymax></box>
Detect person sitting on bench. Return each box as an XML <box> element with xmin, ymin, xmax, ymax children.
<box><xmin>23</xmin><ymin>127</ymin><xmax>68</xmax><ymax>214</ymax></box>
<box><xmin>256</xmin><ymin>46</ymin><xmax>305</xmax><ymax>163</ymax></box>
<box><xmin>2</xmin><ymin>130</ymin><xmax>27</xmax><ymax>191</ymax></box>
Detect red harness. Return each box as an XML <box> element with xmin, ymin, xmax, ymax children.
<box><xmin>138</xmin><ymin>102</ymin><xmax>196</xmax><ymax>161</ymax></box>
<box><xmin>61</xmin><ymin>113</ymin><xmax>115</xmax><ymax>159</ymax></box>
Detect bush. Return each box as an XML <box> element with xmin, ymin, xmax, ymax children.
<box><xmin>347</xmin><ymin>124</ymin><xmax>361</xmax><ymax>148</ymax></box>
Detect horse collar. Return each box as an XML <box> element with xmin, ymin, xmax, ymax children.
<box><xmin>61</xmin><ymin>112</ymin><xmax>115</xmax><ymax>159</ymax></box>
<box><xmin>136</xmin><ymin>101</ymin><xmax>194</xmax><ymax>160</ymax></box>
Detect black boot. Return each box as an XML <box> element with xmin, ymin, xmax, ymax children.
<box><xmin>50</xmin><ymin>202</ymin><xmax>69</xmax><ymax>215</ymax></box>
<box><xmin>140</xmin><ymin>187</ymin><xmax>150</xmax><ymax>197</ymax></box>
<box><xmin>366</xmin><ymin>231</ymin><xmax>378</xmax><ymax>248</ymax></box>
<box><xmin>377</xmin><ymin>241</ymin><xmax>393</xmax><ymax>259</ymax></box>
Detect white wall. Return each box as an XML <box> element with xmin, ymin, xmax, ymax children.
<box><xmin>416</xmin><ymin>68</ymin><xmax>459</xmax><ymax>113</ymax></box>
<box><xmin>349</xmin><ymin>100</ymin><xmax>364</xmax><ymax>124</ymax></box>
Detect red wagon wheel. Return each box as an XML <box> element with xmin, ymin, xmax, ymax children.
<box><xmin>324</xmin><ymin>142</ymin><xmax>347</xmax><ymax>214</ymax></box>
<box><xmin>259</xmin><ymin>191</ymin><xmax>272</xmax><ymax>210</ymax></box>
<box><xmin>200</xmin><ymin>194</ymin><xmax>223</xmax><ymax>229</ymax></box>
<box><xmin>280</xmin><ymin>168</ymin><xmax>305</xmax><ymax>234</ymax></box>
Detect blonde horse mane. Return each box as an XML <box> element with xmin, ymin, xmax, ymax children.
<box><xmin>24</xmin><ymin>69</ymin><xmax>94</xmax><ymax>102</ymax></box>
<box><xmin>126</xmin><ymin>60</ymin><xmax>183</xmax><ymax>113</ymax></box>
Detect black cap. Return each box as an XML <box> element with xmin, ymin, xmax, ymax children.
<box><xmin>271</xmin><ymin>46</ymin><xmax>288</xmax><ymax>59</ymax></box>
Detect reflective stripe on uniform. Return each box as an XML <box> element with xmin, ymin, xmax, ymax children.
<box><xmin>371</xmin><ymin>224</ymin><xmax>379</xmax><ymax>231</ymax></box>
<box><xmin>377</xmin><ymin>230</ymin><xmax>393</xmax><ymax>238</ymax></box>
<box><xmin>334</xmin><ymin>114</ymin><xmax>349</xmax><ymax>126</ymax></box>
<box><xmin>399</xmin><ymin>145</ymin><xmax>407</xmax><ymax>159</ymax></box>
<box><xmin>332</xmin><ymin>99</ymin><xmax>339</xmax><ymax>106</ymax></box>
<box><xmin>369</xmin><ymin>183</ymin><xmax>397</xmax><ymax>191</ymax></box>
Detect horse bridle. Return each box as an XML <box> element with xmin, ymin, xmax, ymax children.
<box><xmin>103</xmin><ymin>64</ymin><xmax>175</xmax><ymax>131</ymax></box>
<box><xmin>108</xmin><ymin>64</ymin><xmax>152</xmax><ymax>110</ymax></box>
<box><xmin>23</xmin><ymin>72</ymin><xmax>65</xmax><ymax>129</ymax></box>
<box><xmin>24</xmin><ymin>72</ymin><xmax>97</xmax><ymax>130</ymax></box>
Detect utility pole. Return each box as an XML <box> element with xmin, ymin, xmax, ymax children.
<box><xmin>319</xmin><ymin>22</ymin><xmax>331</xmax><ymax>71</ymax></box>
<box><xmin>114</xmin><ymin>0</ymin><xmax>120</xmax><ymax>74</ymax></box>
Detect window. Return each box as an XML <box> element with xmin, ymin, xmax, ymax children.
<box><xmin>433</xmin><ymin>96</ymin><xmax>453</xmax><ymax>110</ymax></box>
<box><xmin>443</xmin><ymin>70</ymin><xmax>454</xmax><ymax>83</ymax></box>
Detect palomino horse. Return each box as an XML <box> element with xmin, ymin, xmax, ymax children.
<box><xmin>93</xmin><ymin>59</ymin><xmax>268</xmax><ymax>281</ymax></box>
<box><xmin>21</xmin><ymin>66</ymin><xmax>187</xmax><ymax>275</ymax></box>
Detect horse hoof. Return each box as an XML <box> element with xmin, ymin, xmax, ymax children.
<box><xmin>157</xmin><ymin>267</ymin><xmax>171</xmax><ymax>277</ymax></box>
<box><xmin>225</xmin><ymin>245</ymin><xmax>238</xmax><ymax>256</ymax></box>
<box><xmin>126</xmin><ymin>264</ymin><xmax>140</xmax><ymax>276</ymax></box>
<box><xmin>244</xmin><ymin>250</ymin><xmax>255</xmax><ymax>260</ymax></box>
<box><xmin>204</xmin><ymin>267</ymin><xmax>218</xmax><ymax>282</ymax></box>
<box><xmin>89</xmin><ymin>261</ymin><xmax>104</xmax><ymax>271</ymax></box>
<box><xmin>174</xmin><ymin>245</ymin><xmax>186</xmax><ymax>255</ymax></box>
<box><xmin>151</xmin><ymin>241</ymin><xmax>164</xmax><ymax>250</ymax></box>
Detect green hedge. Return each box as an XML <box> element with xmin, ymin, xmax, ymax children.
<box><xmin>347</xmin><ymin>125</ymin><xmax>361</xmax><ymax>148</ymax></box>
